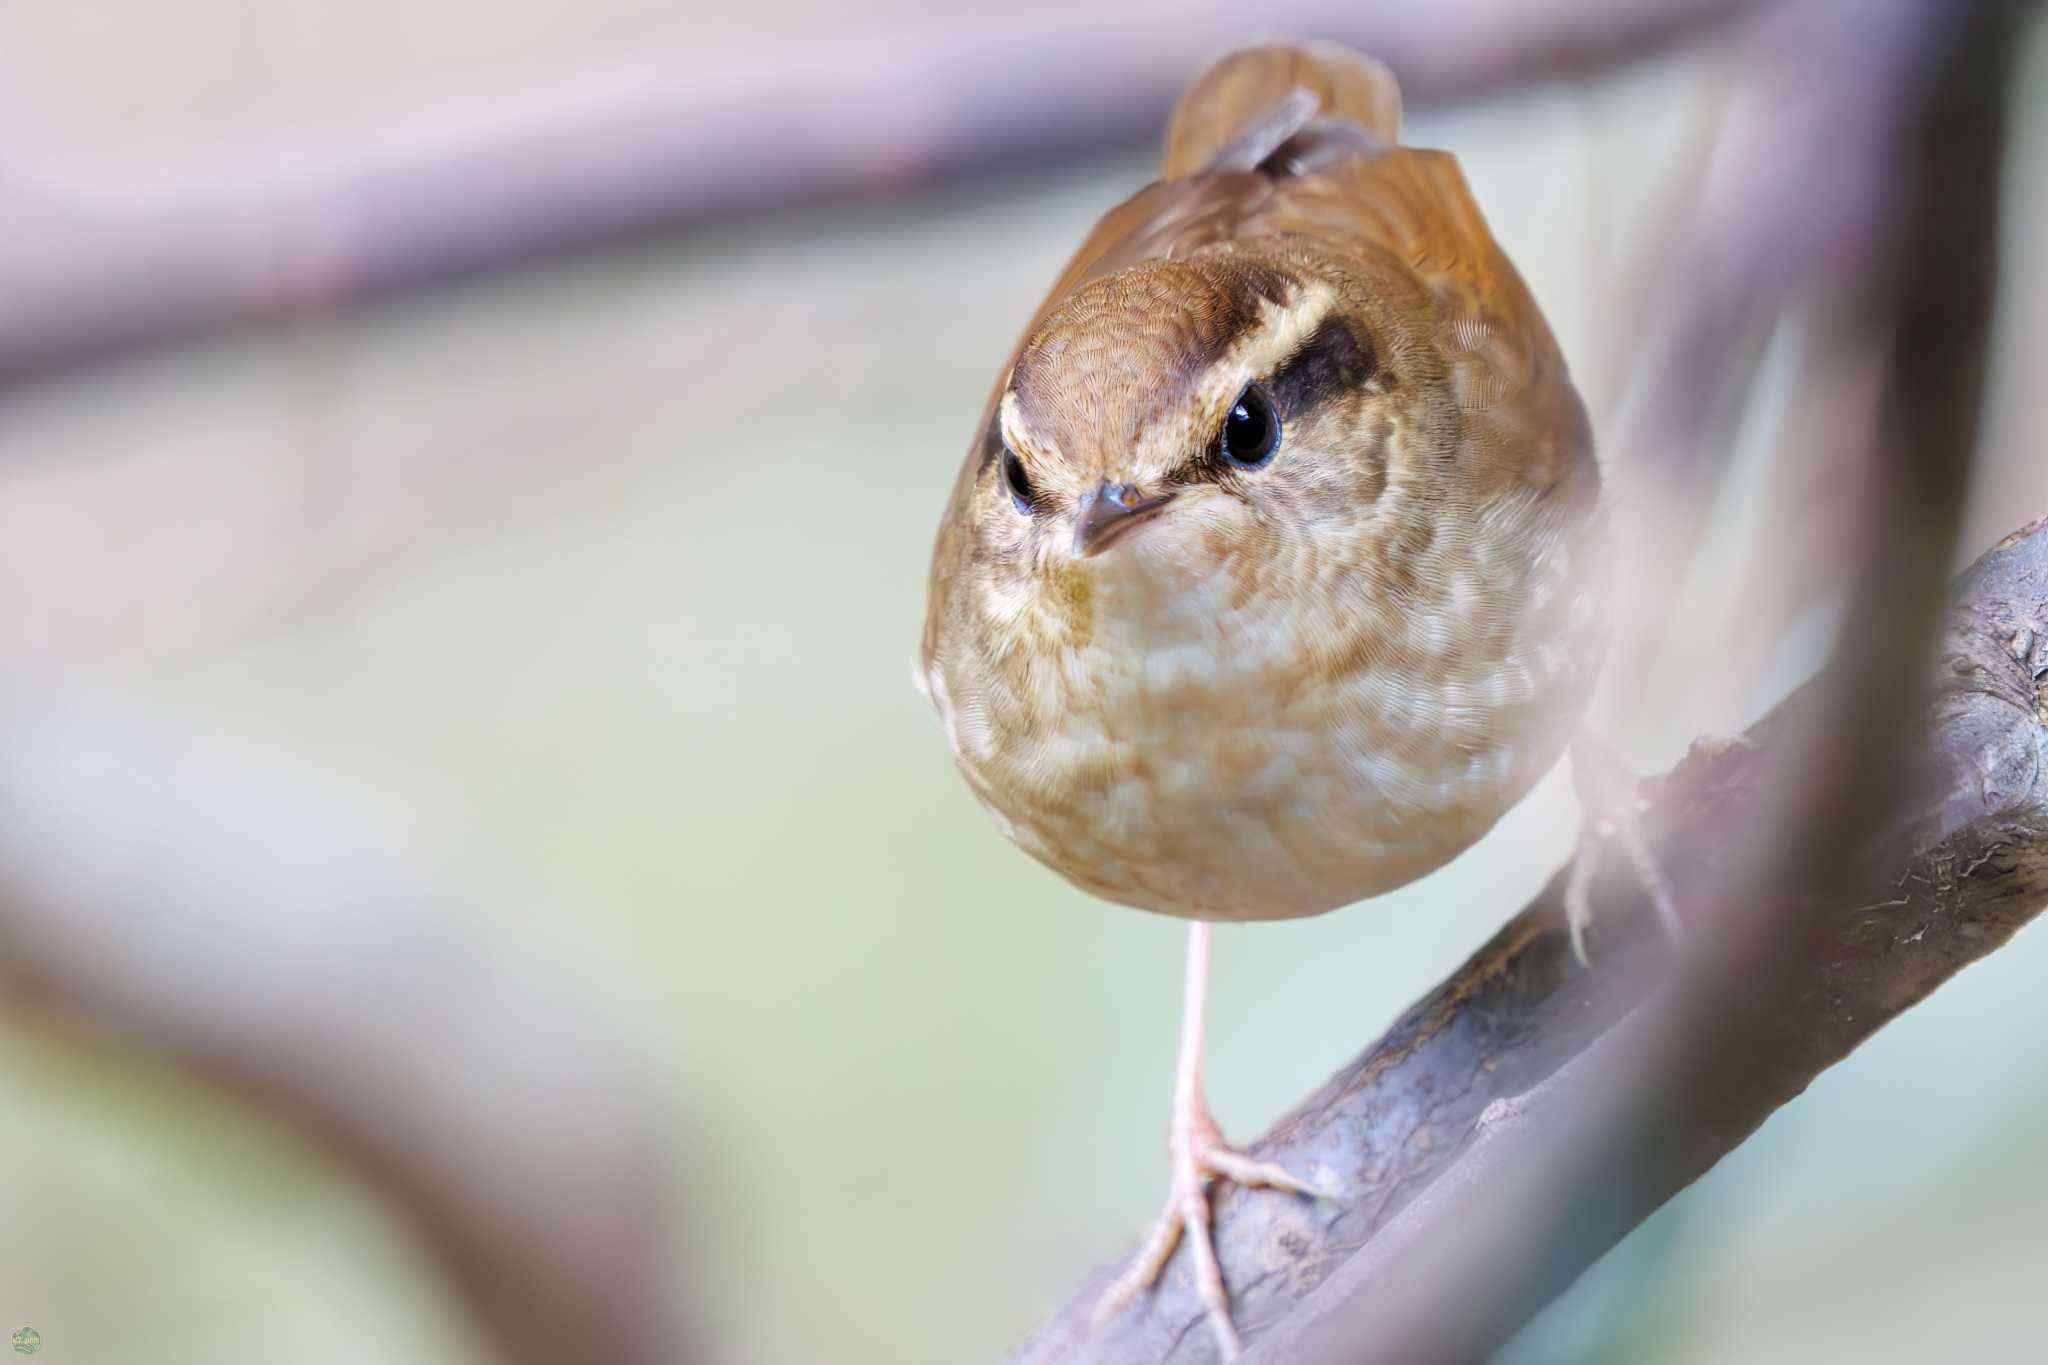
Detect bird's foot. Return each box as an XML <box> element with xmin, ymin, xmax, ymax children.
<box><xmin>1565</xmin><ymin>733</ymin><xmax>1683</xmax><ymax>966</ymax></box>
<box><xmin>1091</xmin><ymin>1100</ymin><xmax>1326</xmax><ymax>1359</ymax></box>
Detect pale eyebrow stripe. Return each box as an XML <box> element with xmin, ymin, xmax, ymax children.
<box><xmin>1174</xmin><ymin>281</ymin><xmax>1344</xmax><ymax>427</ymax></box>
<box><xmin>997</xmin><ymin>389</ymin><xmax>1046</xmax><ymax>461</ymax></box>
<box><xmin>1231</xmin><ymin>281</ymin><xmax>1344</xmax><ymax>378</ymax></box>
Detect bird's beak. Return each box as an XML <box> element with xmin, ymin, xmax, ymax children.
<box><xmin>1073</xmin><ymin>480</ymin><xmax>1176</xmax><ymax>557</ymax></box>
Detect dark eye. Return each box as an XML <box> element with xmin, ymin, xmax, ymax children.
<box><xmin>1002</xmin><ymin>446</ymin><xmax>1038</xmax><ymax>514</ymax></box>
<box><xmin>1220</xmin><ymin>384</ymin><xmax>1280</xmax><ymax>469</ymax></box>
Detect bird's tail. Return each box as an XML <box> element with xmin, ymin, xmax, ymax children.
<box><xmin>1162</xmin><ymin>41</ymin><xmax>1403</xmax><ymax>180</ymax></box>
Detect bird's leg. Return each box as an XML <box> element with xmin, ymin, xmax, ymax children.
<box><xmin>1565</xmin><ymin>732</ymin><xmax>1683</xmax><ymax>965</ymax></box>
<box><xmin>1091</xmin><ymin>921</ymin><xmax>1326</xmax><ymax>1359</ymax></box>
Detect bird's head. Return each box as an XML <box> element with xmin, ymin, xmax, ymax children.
<box><xmin>938</xmin><ymin>249</ymin><xmax>1460</xmax><ymax>655</ymax></box>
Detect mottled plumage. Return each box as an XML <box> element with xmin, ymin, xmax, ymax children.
<box><xmin>918</xmin><ymin>42</ymin><xmax>1609</xmax><ymax>1356</ymax></box>
<box><xmin>923</xmin><ymin>44</ymin><xmax>1605</xmax><ymax>922</ymax></box>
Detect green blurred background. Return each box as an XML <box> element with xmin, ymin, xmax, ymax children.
<box><xmin>3</xmin><ymin>6</ymin><xmax>2047</xmax><ymax>1363</ymax></box>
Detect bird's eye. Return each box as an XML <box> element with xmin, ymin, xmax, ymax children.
<box><xmin>1002</xmin><ymin>446</ymin><xmax>1038</xmax><ymax>514</ymax></box>
<box><xmin>1220</xmin><ymin>383</ymin><xmax>1280</xmax><ymax>469</ymax></box>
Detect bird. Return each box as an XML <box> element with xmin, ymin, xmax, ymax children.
<box><xmin>918</xmin><ymin>40</ymin><xmax>1616</xmax><ymax>1359</ymax></box>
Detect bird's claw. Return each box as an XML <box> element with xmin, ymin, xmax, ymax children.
<box><xmin>1091</xmin><ymin>1113</ymin><xmax>1329</xmax><ymax>1359</ymax></box>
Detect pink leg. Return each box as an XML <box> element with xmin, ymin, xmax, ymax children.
<box><xmin>1091</xmin><ymin>923</ymin><xmax>1327</xmax><ymax>1359</ymax></box>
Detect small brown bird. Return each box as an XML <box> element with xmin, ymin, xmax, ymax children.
<box><xmin>920</xmin><ymin>41</ymin><xmax>1611</xmax><ymax>1356</ymax></box>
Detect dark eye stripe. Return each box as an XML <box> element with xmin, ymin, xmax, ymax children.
<box><xmin>1265</xmin><ymin>317</ymin><xmax>1378</xmax><ymax>417</ymax></box>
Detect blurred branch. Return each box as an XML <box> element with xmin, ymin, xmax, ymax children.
<box><xmin>0</xmin><ymin>694</ymin><xmax>687</xmax><ymax>1365</ymax></box>
<box><xmin>0</xmin><ymin>0</ymin><xmax>1773</xmax><ymax>384</ymax></box>
<box><xmin>1016</xmin><ymin>2</ymin><xmax>2028</xmax><ymax>1361</ymax></box>
<box><xmin>1601</xmin><ymin>0</ymin><xmax>1927</xmax><ymax>685</ymax></box>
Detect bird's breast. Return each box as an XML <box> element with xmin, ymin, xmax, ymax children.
<box><xmin>929</xmin><ymin>492</ymin><xmax>1607</xmax><ymax>921</ymax></box>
